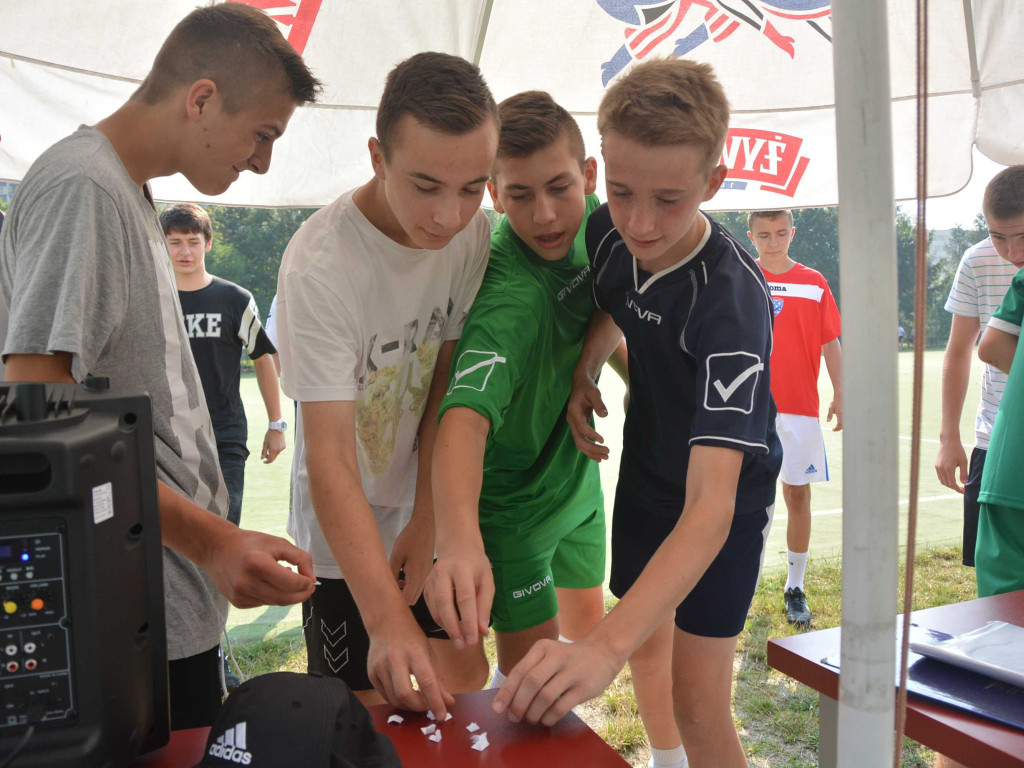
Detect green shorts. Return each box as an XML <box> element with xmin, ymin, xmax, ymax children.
<box><xmin>976</xmin><ymin>501</ymin><xmax>1024</xmax><ymax>597</ymax></box>
<box><xmin>489</xmin><ymin>508</ymin><xmax>606</xmax><ymax>634</ymax></box>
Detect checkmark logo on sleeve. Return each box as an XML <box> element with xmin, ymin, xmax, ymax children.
<box><xmin>704</xmin><ymin>351</ymin><xmax>764</xmax><ymax>414</ymax></box>
<box><xmin>713</xmin><ymin>362</ymin><xmax>764</xmax><ymax>402</ymax></box>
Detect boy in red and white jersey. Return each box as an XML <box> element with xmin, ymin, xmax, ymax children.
<box><xmin>749</xmin><ymin>209</ymin><xmax>842</xmax><ymax>628</ymax></box>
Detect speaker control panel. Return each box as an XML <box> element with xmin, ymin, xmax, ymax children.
<box><xmin>0</xmin><ymin>526</ymin><xmax>75</xmax><ymax>728</ymax></box>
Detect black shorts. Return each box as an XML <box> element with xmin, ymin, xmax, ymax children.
<box><xmin>302</xmin><ymin>577</ymin><xmax>448</xmax><ymax>692</ymax></box>
<box><xmin>609</xmin><ymin>482</ymin><xmax>773</xmax><ymax>638</ymax></box>
<box><xmin>963</xmin><ymin>447</ymin><xmax>987</xmax><ymax>568</ymax></box>
<box><xmin>168</xmin><ymin>645</ymin><xmax>221</xmax><ymax>730</ymax></box>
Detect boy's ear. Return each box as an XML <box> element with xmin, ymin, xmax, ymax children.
<box><xmin>487</xmin><ymin>179</ymin><xmax>505</xmax><ymax>214</ymax></box>
<box><xmin>746</xmin><ymin>231</ymin><xmax>754</xmax><ymax>245</ymax></box>
<box><xmin>204</xmin><ymin>237</ymin><xmax>213</xmax><ymax>253</ymax></box>
<box><xmin>583</xmin><ymin>157</ymin><xmax>598</xmax><ymax>196</ymax></box>
<box><xmin>185</xmin><ymin>79</ymin><xmax>218</xmax><ymax>123</ymax></box>
<box><xmin>368</xmin><ymin>137</ymin><xmax>387</xmax><ymax>182</ymax></box>
<box><xmin>702</xmin><ymin>163</ymin><xmax>728</xmax><ymax>202</ymax></box>
<box><xmin>790</xmin><ymin>227</ymin><xmax>797</xmax><ymax>243</ymax></box>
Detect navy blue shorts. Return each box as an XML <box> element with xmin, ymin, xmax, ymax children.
<box><xmin>609</xmin><ymin>481</ymin><xmax>773</xmax><ymax>638</ymax></box>
<box><xmin>962</xmin><ymin>447</ymin><xmax>986</xmax><ymax>568</ymax></box>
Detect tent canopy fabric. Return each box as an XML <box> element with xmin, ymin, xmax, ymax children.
<box><xmin>1</xmin><ymin>0</ymin><xmax>1022</xmax><ymax>209</ymax></box>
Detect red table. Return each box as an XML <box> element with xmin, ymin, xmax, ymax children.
<box><xmin>134</xmin><ymin>688</ymin><xmax>629</xmax><ymax>767</ymax></box>
<box><xmin>767</xmin><ymin>590</ymin><xmax>1024</xmax><ymax>768</ymax></box>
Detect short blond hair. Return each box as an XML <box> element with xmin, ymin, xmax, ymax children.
<box><xmin>598</xmin><ymin>58</ymin><xmax>729</xmax><ymax>172</ymax></box>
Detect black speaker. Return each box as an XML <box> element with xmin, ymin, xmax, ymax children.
<box><xmin>0</xmin><ymin>381</ymin><xmax>169</xmax><ymax>766</ymax></box>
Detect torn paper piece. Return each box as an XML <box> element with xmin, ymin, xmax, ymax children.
<box><xmin>471</xmin><ymin>732</ymin><xmax>490</xmax><ymax>751</ymax></box>
<box><xmin>421</xmin><ymin>724</ymin><xmax>436</xmax><ymax>735</ymax></box>
<box><xmin>444</xmin><ymin>712</ymin><xmax>453</xmax><ymax>722</ymax></box>
<box><xmin>429</xmin><ymin>731</ymin><xmax>443</xmax><ymax>743</ymax></box>
<box><xmin>466</xmin><ymin>722</ymin><xmax>480</xmax><ymax>733</ymax></box>
<box><xmin>426</xmin><ymin>710</ymin><xmax>436</xmax><ymax>721</ymax></box>
<box><xmin>386</xmin><ymin>715</ymin><xmax>404</xmax><ymax>725</ymax></box>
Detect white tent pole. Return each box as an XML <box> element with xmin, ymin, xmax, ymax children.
<box><xmin>471</xmin><ymin>0</ymin><xmax>496</xmax><ymax>66</ymax></box>
<box><xmin>831</xmin><ymin>0</ymin><xmax>900</xmax><ymax>765</ymax></box>
<box><xmin>961</xmin><ymin>0</ymin><xmax>982</xmax><ymax>99</ymax></box>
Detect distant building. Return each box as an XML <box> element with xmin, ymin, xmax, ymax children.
<box><xmin>0</xmin><ymin>182</ymin><xmax>16</xmax><ymax>206</ymax></box>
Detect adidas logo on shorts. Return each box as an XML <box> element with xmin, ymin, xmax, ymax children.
<box><xmin>804</xmin><ymin>464</ymin><xmax>817</xmax><ymax>475</ymax></box>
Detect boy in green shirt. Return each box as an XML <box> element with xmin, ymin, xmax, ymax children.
<box><xmin>425</xmin><ymin>91</ymin><xmax>622</xmax><ymax>680</ymax></box>
<box><xmin>974</xmin><ymin>165</ymin><xmax>1024</xmax><ymax>597</ymax></box>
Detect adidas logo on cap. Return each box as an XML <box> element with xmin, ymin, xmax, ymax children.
<box><xmin>207</xmin><ymin>722</ymin><xmax>253</xmax><ymax>765</ymax></box>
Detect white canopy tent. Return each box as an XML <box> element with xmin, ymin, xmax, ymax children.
<box><xmin>3</xmin><ymin>2</ymin><xmax>1024</xmax><ymax>764</ymax></box>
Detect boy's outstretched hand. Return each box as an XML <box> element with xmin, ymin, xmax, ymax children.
<box><xmin>492</xmin><ymin>635</ymin><xmax>622</xmax><ymax>726</ymax></box>
<box><xmin>204</xmin><ymin>525</ymin><xmax>317</xmax><ymax>609</ymax></box>
<box><xmin>424</xmin><ymin>544</ymin><xmax>493</xmax><ymax>650</ymax></box>
<box><xmin>368</xmin><ymin>611</ymin><xmax>456</xmax><ymax>718</ymax></box>
<box><xmin>566</xmin><ymin>373</ymin><xmax>611</xmax><ymax>461</ymax></box>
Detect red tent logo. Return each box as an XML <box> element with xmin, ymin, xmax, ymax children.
<box><xmin>720</xmin><ymin>128</ymin><xmax>810</xmax><ymax>197</ymax></box>
<box><xmin>230</xmin><ymin>0</ymin><xmax>323</xmax><ymax>56</ymax></box>
<box><xmin>597</xmin><ymin>1</ymin><xmax>831</xmax><ymax>86</ymax></box>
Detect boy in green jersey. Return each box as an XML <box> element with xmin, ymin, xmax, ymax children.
<box><xmin>973</xmin><ymin>166</ymin><xmax>1024</xmax><ymax>598</ymax></box>
<box><xmin>424</xmin><ymin>91</ymin><xmax>624</xmax><ymax>680</ymax></box>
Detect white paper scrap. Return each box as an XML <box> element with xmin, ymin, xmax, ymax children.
<box><xmin>471</xmin><ymin>732</ymin><xmax>490</xmax><ymax>751</ymax></box>
<box><xmin>429</xmin><ymin>731</ymin><xmax>442</xmax><ymax>743</ymax></box>
<box><xmin>426</xmin><ymin>710</ymin><xmax>436</xmax><ymax>721</ymax></box>
<box><xmin>386</xmin><ymin>715</ymin><xmax>404</xmax><ymax>725</ymax></box>
<box><xmin>420</xmin><ymin>724</ymin><xmax>436</xmax><ymax>735</ymax></box>
<box><xmin>466</xmin><ymin>722</ymin><xmax>480</xmax><ymax>733</ymax></box>
<box><xmin>92</xmin><ymin>483</ymin><xmax>114</xmax><ymax>524</ymax></box>
<box><xmin>444</xmin><ymin>712</ymin><xmax>453</xmax><ymax>722</ymax></box>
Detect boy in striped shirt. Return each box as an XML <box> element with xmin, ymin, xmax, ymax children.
<box><xmin>935</xmin><ymin>166</ymin><xmax>1024</xmax><ymax>568</ymax></box>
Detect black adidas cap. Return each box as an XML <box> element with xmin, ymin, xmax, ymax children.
<box><xmin>193</xmin><ymin>672</ymin><xmax>400</xmax><ymax>768</ymax></box>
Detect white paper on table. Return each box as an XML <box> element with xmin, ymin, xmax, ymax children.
<box><xmin>466</xmin><ymin>722</ymin><xmax>480</xmax><ymax>733</ymax></box>
<box><xmin>444</xmin><ymin>712</ymin><xmax>453</xmax><ymax>722</ymax></box>
<box><xmin>910</xmin><ymin>620</ymin><xmax>1024</xmax><ymax>688</ymax></box>
<box><xmin>429</xmin><ymin>731</ymin><xmax>443</xmax><ymax>743</ymax></box>
<box><xmin>386</xmin><ymin>714</ymin><xmax>404</xmax><ymax>725</ymax></box>
<box><xmin>471</xmin><ymin>732</ymin><xmax>490</xmax><ymax>751</ymax></box>
<box><xmin>426</xmin><ymin>710</ymin><xmax>436</xmax><ymax>721</ymax></box>
<box><xmin>421</xmin><ymin>724</ymin><xmax>436</xmax><ymax>735</ymax></box>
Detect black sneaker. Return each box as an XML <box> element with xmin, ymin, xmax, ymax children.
<box><xmin>785</xmin><ymin>587</ymin><xmax>812</xmax><ymax>628</ymax></box>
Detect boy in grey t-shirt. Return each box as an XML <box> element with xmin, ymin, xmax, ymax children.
<box><xmin>1</xmin><ymin>5</ymin><xmax>320</xmax><ymax>728</ymax></box>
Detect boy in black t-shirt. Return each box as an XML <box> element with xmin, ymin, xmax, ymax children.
<box><xmin>160</xmin><ymin>203</ymin><xmax>286</xmax><ymax>528</ymax></box>
<box><xmin>494</xmin><ymin>60</ymin><xmax>781</xmax><ymax>768</ymax></box>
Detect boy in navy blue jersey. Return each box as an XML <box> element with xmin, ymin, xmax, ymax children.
<box><xmin>494</xmin><ymin>59</ymin><xmax>781</xmax><ymax>768</ymax></box>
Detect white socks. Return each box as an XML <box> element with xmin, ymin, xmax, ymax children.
<box><xmin>786</xmin><ymin>549</ymin><xmax>809</xmax><ymax>592</ymax></box>
<box><xmin>487</xmin><ymin>666</ymin><xmax>507</xmax><ymax>691</ymax></box>
<box><xmin>649</xmin><ymin>744</ymin><xmax>688</xmax><ymax>768</ymax></box>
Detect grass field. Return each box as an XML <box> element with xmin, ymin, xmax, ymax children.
<box><xmin>227</xmin><ymin>347</ymin><xmax>980</xmax><ymax>642</ymax></box>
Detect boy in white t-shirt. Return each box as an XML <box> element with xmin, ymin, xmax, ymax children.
<box><xmin>276</xmin><ymin>52</ymin><xmax>497</xmax><ymax>718</ymax></box>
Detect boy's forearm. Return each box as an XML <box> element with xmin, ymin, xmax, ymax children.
<box><xmin>978</xmin><ymin>326</ymin><xmax>1019</xmax><ymax>375</ymax></box>
<box><xmin>254</xmin><ymin>354</ymin><xmax>283</xmax><ymax>422</ymax></box>
<box><xmin>432</xmin><ymin>408</ymin><xmax>489</xmax><ymax>553</ymax></box>
<box><xmin>608</xmin><ymin>338</ymin><xmax>629</xmax><ymax>384</ymax></box>
<box><xmin>576</xmin><ymin>311</ymin><xmax>624</xmax><ymax>382</ymax></box>
<box><xmin>939</xmin><ymin>315</ymin><xmax>980</xmax><ymax>439</ymax></box>
<box><xmin>158</xmin><ymin>479</ymin><xmax>231</xmax><ymax>566</ymax></box>
<box><xmin>306</xmin><ymin>444</ymin><xmax>408</xmax><ymax>630</ymax></box>
<box><xmin>411</xmin><ymin>341</ymin><xmax>456</xmax><ymax>524</ymax></box>
<box><xmin>822</xmin><ymin>338</ymin><xmax>842</xmax><ymax>396</ymax></box>
<box><xmin>302</xmin><ymin>401</ymin><xmax>407</xmax><ymax>630</ymax></box>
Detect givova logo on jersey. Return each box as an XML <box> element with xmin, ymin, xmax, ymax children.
<box><xmin>704</xmin><ymin>351</ymin><xmax>764</xmax><ymax>414</ymax></box>
<box><xmin>447</xmin><ymin>350</ymin><xmax>508</xmax><ymax>394</ymax></box>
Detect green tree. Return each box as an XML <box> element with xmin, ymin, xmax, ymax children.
<box><xmin>926</xmin><ymin>213</ymin><xmax>988</xmax><ymax>345</ymax></box>
<box><xmin>205</xmin><ymin>206</ymin><xmax>319</xmax><ymax>318</ymax></box>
